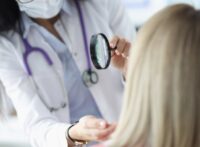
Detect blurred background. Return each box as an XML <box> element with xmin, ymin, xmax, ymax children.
<box><xmin>124</xmin><ymin>0</ymin><xmax>200</xmax><ymax>27</ymax></box>
<box><xmin>0</xmin><ymin>0</ymin><xmax>199</xmax><ymax>147</ymax></box>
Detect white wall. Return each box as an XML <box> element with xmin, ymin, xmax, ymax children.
<box><xmin>123</xmin><ymin>0</ymin><xmax>200</xmax><ymax>26</ymax></box>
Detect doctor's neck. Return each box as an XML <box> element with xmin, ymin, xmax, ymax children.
<box><xmin>32</xmin><ymin>14</ymin><xmax>60</xmax><ymax>25</ymax></box>
<box><xmin>31</xmin><ymin>14</ymin><xmax>64</xmax><ymax>42</ymax></box>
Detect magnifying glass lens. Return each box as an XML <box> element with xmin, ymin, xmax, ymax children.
<box><xmin>95</xmin><ymin>35</ymin><xmax>109</xmax><ymax>68</ymax></box>
<box><xmin>90</xmin><ymin>33</ymin><xmax>111</xmax><ymax>69</ymax></box>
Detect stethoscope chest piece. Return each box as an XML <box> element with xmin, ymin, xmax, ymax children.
<box><xmin>82</xmin><ymin>70</ymin><xmax>99</xmax><ymax>87</ymax></box>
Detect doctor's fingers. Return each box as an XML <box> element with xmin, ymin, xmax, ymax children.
<box><xmin>79</xmin><ymin>116</ymin><xmax>108</xmax><ymax>129</ymax></box>
<box><xmin>110</xmin><ymin>36</ymin><xmax>120</xmax><ymax>49</ymax></box>
<box><xmin>83</xmin><ymin>123</ymin><xmax>116</xmax><ymax>141</ymax></box>
<box><xmin>115</xmin><ymin>38</ymin><xmax>126</xmax><ymax>54</ymax></box>
<box><xmin>122</xmin><ymin>42</ymin><xmax>131</xmax><ymax>58</ymax></box>
<box><xmin>115</xmin><ymin>39</ymin><xmax>131</xmax><ymax>57</ymax></box>
<box><xmin>110</xmin><ymin>36</ymin><xmax>131</xmax><ymax>56</ymax></box>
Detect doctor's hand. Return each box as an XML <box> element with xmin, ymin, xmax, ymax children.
<box><xmin>68</xmin><ymin>115</ymin><xmax>116</xmax><ymax>143</ymax></box>
<box><xmin>110</xmin><ymin>36</ymin><xmax>131</xmax><ymax>77</ymax></box>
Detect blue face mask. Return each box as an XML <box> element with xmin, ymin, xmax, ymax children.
<box><xmin>17</xmin><ymin>0</ymin><xmax>64</xmax><ymax>19</ymax></box>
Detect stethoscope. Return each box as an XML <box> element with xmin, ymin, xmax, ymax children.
<box><xmin>23</xmin><ymin>38</ymin><xmax>67</xmax><ymax>112</ymax></box>
<box><xmin>22</xmin><ymin>0</ymin><xmax>98</xmax><ymax>112</ymax></box>
<box><xmin>74</xmin><ymin>0</ymin><xmax>99</xmax><ymax>87</ymax></box>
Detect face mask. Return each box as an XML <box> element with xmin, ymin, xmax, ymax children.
<box><xmin>17</xmin><ymin>0</ymin><xmax>64</xmax><ymax>19</ymax></box>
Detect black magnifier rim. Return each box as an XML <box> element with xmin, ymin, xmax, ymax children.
<box><xmin>90</xmin><ymin>33</ymin><xmax>111</xmax><ymax>69</ymax></box>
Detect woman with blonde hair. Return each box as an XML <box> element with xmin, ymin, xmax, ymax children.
<box><xmin>105</xmin><ymin>3</ymin><xmax>200</xmax><ymax>147</ymax></box>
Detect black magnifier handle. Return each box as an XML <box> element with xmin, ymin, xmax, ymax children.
<box><xmin>110</xmin><ymin>46</ymin><xmax>117</xmax><ymax>51</ymax></box>
<box><xmin>110</xmin><ymin>39</ymin><xmax>119</xmax><ymax>51</ymax></box>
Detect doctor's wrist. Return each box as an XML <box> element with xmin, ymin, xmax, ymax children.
<box><xmin>66</xmin><ymin>121</ymin><xmax>88</xmax><ymax>146</ymax></box>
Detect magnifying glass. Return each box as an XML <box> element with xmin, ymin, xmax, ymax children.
<box><xmin>90</xmin><ymin>33</ymin><xmax>116</xmax><ymax>69</ymax></box>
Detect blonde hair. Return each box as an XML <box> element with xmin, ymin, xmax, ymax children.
<box><xmin>109</xmin><ymin>4</ymin><xmax>200</xmax><ymax>147</ymax></box>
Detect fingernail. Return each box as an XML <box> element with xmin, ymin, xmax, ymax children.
<box><xmin>110</xmin><ymin>43</ymin><xmax>114</xmax><ymax>48</ymax></box>
<box><xmin>122</xmin><ymin>54</ymin><xmax>126</xmax><ymax>58</ymax></box>
<box><xmin>100</xmin><ymin>121</ymin><xmax>106</xmax><ymax>128</ymax></box>
<box><xmin>115</xmin><ymin>51</ymin><xmax>120</xmax><ymax>55</ymax></box>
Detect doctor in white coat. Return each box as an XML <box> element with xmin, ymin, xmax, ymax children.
<box><xmin>0</xmin><ymin>0</ymin><xmax>136</xmax><ymax>146</ymax></box>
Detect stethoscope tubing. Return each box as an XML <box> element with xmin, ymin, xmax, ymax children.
<box><xmin>74</xmin><ymin>0</ymin><xmax>98</xmax><ymax>86</ymax></box>
<box><xmin>74</xmin><ymin>0</ymin><xmax>92</xmax><ymax>71</ymax></box>
<box><xmin>22</xmin><ymin>38</ymin><xmax>67</xmax><ymax>112</ymax></box>
<box><xmin>23</xmin><ymin>38</ymin><xmax>53</xmax><ymax>75</ymax></box>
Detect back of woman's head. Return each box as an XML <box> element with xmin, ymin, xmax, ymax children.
<box><xmin>110</xmin><ymin>4</ymin><xmax>200</xmax><ymax>147</ymax></box>
<box><xmin>0</xmin><ymin>0</ymin><xmax>20</xmax><ymax>32</ymax></box>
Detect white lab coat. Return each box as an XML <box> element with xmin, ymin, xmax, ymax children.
<box><xmin>0</xmin><ymin>0</ymin><xmax>136</xmax><ymax>147</ymax></box>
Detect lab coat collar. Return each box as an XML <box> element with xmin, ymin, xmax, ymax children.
<box><xmin>22</xmin><ymin>0</ymin><xmax>72</xmax><ymax>38</ymax></box>
<box><xmin>62</xmin><ymin>0</ymin><xmax>73</xmax><ymax>15</ymax></box>
<box><xmin>22</xmin><ymin>13</ymin><xmax>34</xmax><ymax>38</ymax></box>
